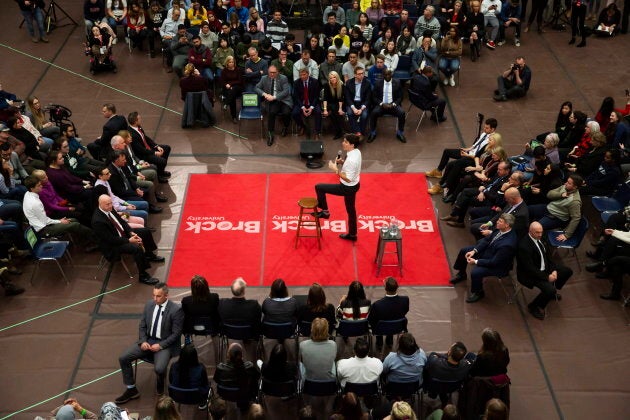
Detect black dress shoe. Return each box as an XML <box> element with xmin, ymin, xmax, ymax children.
<box><xmin>367</xmin><ymin>133</ymin><xmax>376</xmax><ymax>143</ymax></box>
<box><xmin>396</xmin><ymin>133</ymin><xmax>407</xmax><ymax>143</ymax></box>
<box><xmin>139</xmin><ymin>274</ymin><xmax>159</xmax><ymax>285</ymax></box>
<box><xmin>576</xmin><ymin>40</ymin><xmax>586</xmax><ymax>47</ymax></box>
<box><xmin>115</xmin><ymin>387</ymin><xmax>140</xmax><ymax>404</ymax></box>
<box><xmin>155</xmin><ymin>193</ymin><xmax>168</xmax><ymax>202</ymax></box>
<box><xmin>311</xmin><ymin>211</ymin><xmax>330</xmax><ymax>219</ymax></box>
<box><xmin>149</xmin><ymin>205</ymin><xmax>163</xmax><ymax>214</ymax></box>
<box><xmin>585</xmin><ymin>261</ymin><xmax>603</xmax><ymax>272</ymax></box>
<box><xmin>145</xmin><ymin>253</ymin><xmax>165</xmax><ymax>263</ymax></box>
<box><xmin>528</xmin><ymin>304</ymin><xmax>545</xmax><ymax>320</ymax></box>
<box><xmin>440</xmin><ymin>215</ymin><xmax>458</xmax><ymax>221</ymax></box>
<box><xmin>600</xmin><ymin>293</ymin><xmax>621</xmax><ymax>301</ymax></box>
<box><xmin>493</xmin><ymin>94</ymin><xmax>507</xmax><ymax>102</ymax></box>
<box><xmin>339</xmin><ymin>233</ymin><xmax>358</xmax><ymax>241</ymax></box>
<box><xmin>442</xmin><ymin>194</ymin><xmax>455</xmax><ymax>203</ymax></box>
<box><xmin>465</xmin><ymin>291</ymin><xmax>485</xmax><ymax>303</ymax></box>
<box><xmin>4</xmin><ymin>283</ymin><xmax>25</xmax><ymax>296</ymax></box>
<box><xmin>585</xmin><ymin>250</ymin><xmax>599</xmax><ymax>260</ymax></box>
<box><xmin>449</xmin><ymin>273</ymin><xmax>466</xmax><ymax>285</ymax></box>
<box><xmin>267</xmin><ymin>132</ymin><xmax>275</xmax><ymax>146</ymax></box>
<box><xmin>162</xmin><ymin>171</ymin><xmax>171</xmax><ymax>177</ymax></box>
<box><xmin>158</xmin><ymin>176</ymin><xmax>169</xmax><ymax>183</ymax></box>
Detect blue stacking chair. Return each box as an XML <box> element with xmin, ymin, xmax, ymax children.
<box><xmin>238</xmin><ymin>93</ymin><xmax>264</xmax><ymax>139</ymax></box>
<box><xmin>25</xmin><ymin>226</ymin><xmax>72</xmax><ymax>286</ymax></box>
<box><xmin>547</xmin><ymin>216</ymin><xmax>589</xmax><ymax>272</ymax></box>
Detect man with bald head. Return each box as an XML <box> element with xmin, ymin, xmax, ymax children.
<box><xmin>218</xmin><ymin>277</ymin><xmax>262</xmax><ymax>335</ymax></box>
<box><xmin>471</xmin><ymin>186</ymin><xmax>529</xmax><ymax>240</ymax></box>
<box><xmin>92</xmin><ymin>194</ymin><xmax>163</xmax><ymax>285</ymax></box>
<box><xmin>516</xmin><ymin>221</ymin><xmax>573</xmax><ymax>320</ymax></box>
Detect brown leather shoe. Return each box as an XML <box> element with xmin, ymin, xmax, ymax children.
<box><xmin>428</xmin><ymin>185</ymin><xmax>443</xmax><ymax>195</ymax></box>
<box><xmin>440</xmin><ymin>215</ymin><xmax>458</xmax><ymax>221</ymax></box>
<box><xmin>425</xmin><ymin>169</ymin><xmax>443</xmax><ymax>178</ymax></box>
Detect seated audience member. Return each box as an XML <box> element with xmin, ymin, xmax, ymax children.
<box><xmin>244</xmin><ymin>47</ymin><xmax>269</xmax><ymax>91</ymax></box>
<box><xmin>333</xmin><ymin>392</ymin><xmax>369</xmax><ymax>420</ymax></box>
<box><xmin>271</xmin><ymin>48</ymin><xmax>295</xmax><ymax>83</ymax></box>
<box><xmin>258</xmin><ymin>37</ymin><xmax>279</xmax><ymax>63</ymax></box>
<box><xmin>89</xmin><ymin>103</ymin><xmax>128</xmax><ymax>160</ymax></box>
<box><xmin>470</xmin><ymin>186</ymin><xmax>529</xmax><ymax>240</ymax></box>
<box><xmin>48</xmin><ymin>398</ymin><xmax>97</xmax><ymax>419</ymax></box>
<box><xmin>1</xmin><ymin>122</ymin><xmax>44</xmax><ymax>173</ymax></box>
<box><xmin>358</xmin><ymin>42</ymin><xmax>375</xmax><ymax>70</ymax></box>
<box><xmin>266</xmin><ymin>10</ymin><xmax>289</xmax><ymax>44</ymax></box>
<box><xmin>337</xmin><ymin>337</ymin><xmax>383</xmax><ymax>387</ymax></box>
<box><xmin>299</xmin><ymin>317</ymin><xmax>337</xmax><ymax>381</ymax></box>
<box><xmin>227</xmin><ymin>0</ymin><xmax>249</xmax><ymax>26</ymax></box>
<box><xmin>214</xmin><ymin>342</ymin><xmax>260</xmax><ymax>410</ymax></box>
<box><xmin>425</xmin><ymin>404</ymin><xmax>459</xmax><ymax>420</ymax></box>
<box><xmin>567</xmin><ymin>120</ymin><xmax>600</xmax><ymax>162</ymax></box>
<box><xmin>255</xmin><ymin>65</ymin><xmax>293</xmax><ymax>146</ymax></box>
<box><xmin>128</xmin><ymin>112</ymin><xmax>171</xmax><ymax>183</ymax></box>
<box><xmin>344</xmin><ymin>66</ymin><xmax>371</xmax><ymax>136</ymax></box>
<box><xmin>368</xmin><ymin>276</ymin><xmax>409</xmax><ymax>347</ymax></box>
<box><xmin>247</xmin><ymin>7</ymin><xmax>265</xmax><ymax>32</ymax></box>
<box><xmin>469</xmin><ymin>327</ymin><xmax>510</xmax><ymax>377</ymax></box>
<box><xmin>595</xmin><ymin>3</ymin><xmax>621</xmax><ymax>36</ymax></box>
<box><xmin>0</xmin><ymin>155</ymin><xmax>26</xmax><ymax>201</ymax></box>
<box><xmin>115</xmin><ymin>283</ymin><xmax>183</xmax><ymax>403</ymax></box>
<box><xmin>169</xmin><ymin>343</ymin><xmax>210</xmax><ymax>410</ymax></box>
<box><xmin>292</xmin><ymin>68</ymin><xmax>323</xmax><ymax>139</ymax></box>
<box><xmin>415</xmin><ymin>5</ymin><xmax>441</xmax><ymax>41</ymax></box>
<box><xmin>171</xmin><ymin>24</ymin><xmax>193</xmax><ymax>76</ymax></box>
<box><xmin>440</xmin><ymin>161</ymin><xmax>511</xmax><ymax>228</ymax></box>
<box><xmin>367</xmin><ymin>69</ymin><xmax>406</xmax><ymax>143</ymax></box>
<box><xmin>342</xmin><ymin>50</ymin><xmax>365</xmax><ymax>82</ymax></box>
<box><xmin>567</xmin><ymin>131</ymin><xmax>609</xmax><ymax>178</ymax></box>
<box><xmin>58</xmin><ymin>137</ymin><xmax>105</xmax><ymax>181</ymax></box>
<box><xmin>23</xmin><ymin>174</ymin><xmax>97</xmax><ymax>243</ymax></box>
<box><xmin>319</xmin><ymin>50</ymin><xmax>342</xmax><ymax>87</ymax></box>
<box><xmin>338</xmin><ymin>280</ymin><xmax>371</xmax><ymax>320</ymax></box>
<box><xmin>214</xmin><ymin>38</ymin><xmax>235</xmax><ymax>80</ymax></box>
<box><xmin>589</xmin><ymin>238</ymin><xmax>630</xmax><ymax>301</ymax></box>
<box><xmin>180</xmin><ymin>63</ymin><xmax>212</xmax><ymax>102</ymax></box>
<box><xmin>6</xmin><ymin>115</ymin><xmax>44</xmax><ymax>163</ymax></box>
<box><xmin>0</xmin><ymin>142</ymin><xmax>29</xmax><ymax>185</ymax></box>
<box><xmin>438</xmin><ymin>27</ymin><xmax>462</xmax><ymax>87</ymax></box>
<box><xmin>559</xmin><ymin>110</ymin><xmax>587</xmax><ymax>156</ymax></box>
<box><xmin>523</xmin><ymin>162</ymin><xmax>563</xmax><ymax>205</ymax></box>
<box><xmin>92</xmin><ymin>185</ymin><xmax>145</xmax><ymax>228</ymax></box>
<box><xmin>159</xmin><ymin>7</ymin><xmax>180</xmax><ymax>67</ymax></box>
<box><xmin>260</xmin><ymin>343</ymin><xmax>298</xmax><ymax>384</ymax></box>
<box><xmin>321</xmin><ymin>71</ymin><xmax>346</xmax><ymax>140</ymax></box>
<box><xmin>45</xmin><ymin>151</ymin><xmax>93</xmax><ymax>207</ymax></box>
<box><xmin>481</xmin><ymin>0</ymin><xmax>502</xmax><ymax>49</ymax></box>
<box><xmin>105</xmin><ymin>0</ymin><xmax>128</xmax><ymax>36</ymax></box>
<box><xmin>32</xmin><ymin>169</ymin><xmax>85</xmax><ymax>221</ymax></box>
<box><xmin>219</xmin><ymin>56</ymin><xmax>244</xmax><ymax>124</ymax></box>
<box><xmin>146</xmin><ymin>2</ymin><xmax>165</xmax><ymax>58</ymax></box>
<box><xmin>282</xmin><ymin>33</ymin><xmax>303</xmax><ymax>62</ymax></box>
<box><xmin>450</xmin><ymin>213</ymin><xmax>518</xmax><ymax>303</ymax></box>
<box><xmin>483</xmin><ymin>398</ymin><xmax>509</xmax><ymax>420</ymax></box>
<box><xmin>517</xmin><ymin>221</ymin><xmax>573</xmax><ymax>320</ymax></box>
<box><xmin>84</xmin><ymin>0</ymin><xmax>112</xmax><ymax>36</ymax></box>
<box><xmin>198</xmin><ymin>21</ymin><xmax>218</xmax><ymax>50</ymax></box>
<box><xmin>127</xmin><ymin>2</ymin><xmax>148</xmax><ymax>51</ymax></box>
<box><xmin>305</xmin><ymin>35</ymin><xmax>327</xmax><ymax>65</ymax></box>
<box><xmin>293</xmin><ymin>50</ymin><xmax>320</xmax><ymax>82</ymax></box>
<box><xmin>152</xmin><ymin>395</ymin><xmax>182</xmax><ymax>419</ymax></box>
<box><xmin>373</xmin><ymin>27</ymin><xmax>394</xmax><ymax>54</ymax></box>
<box><xmin>409</xmin><ymin>66</ymin><xmax>447</xmax><ymax>122</ymax></box>
<box><xmin>383</xmin><ymin>401</ymin><xmax>416</xmax><ymax>420</ymax></box>
<box><xmin>528</xmin><ymin>174</ymin><xmax>583</xmax><ymax>242</ymax></box>
<box><xmin>365</xmin><ymin>0</ymin><xmax>384</xmax><ymax>25</ymax></box>
<box><xmin>297</xmin><ymin>283</ymin><xmax>337</xmax><ymax>328</ymax></box>
<box><xmin>394</xmin><ymin>9</ymin><xmax>415</xmax><ymax>38</ymax></box>
<box><xmin>323</xmin><ymin>11</ymin><xmax>343</xmax><ymax>46</ymax></box>
<box><xmin>323</xmin><ymin>0</ymin><xmax>347</xmax><ymax>25</ymax></box>
<box><xmin>218</xmin><ymin>277</ymin><xmax>262</xmax><ymax>335</ymax></box>
<box><xmin>26</xmin><ymin>96</ymin><xmax>60</xmax><ymax>140</ymax></box>
<box><xmin>181</xmin><ymin>274</ymin><xmax>220</xmax><ymax>340</ymax></box>
<box><xmin>578</xmin><ymin>149</ymin><xmax>621</xmax><ymax>197</ymax></box>
<box><xmin>187</xmin><ymin>1</ymin><xmax>208</xmax><ymax>35</ymax></box>
<box><xmin>424</xmin><ymin>341</ymin><xmax>472</xmax><ymax>395</ymax></box>
<box><xmin>188</xmin><ymin>35</ymin><xmax>214</xmax><ymax>83</ymax></box>
<box><xmin>92</xmin><ymin>194</ymin><xmax>164</xmax><ymax>279</ymax></box>
<box><xmin>497</xmin><ymin>0</ymin><xmax>522</xmax><ymax>46</ymax></box>
<box><xmin>381</xmin><ymin>333</ymin><xmax>426</xmax><ymax>384</ymax></box>
<box><xmin>262</xmin><ymin>278</ymin><xmax>298</xmax><ymax>324</ymax></box>
<box><xmin>493</xmin><ymin>56</ymin><xmax>531</xmax><ymax>102</ymax></box>
<box><xmin>62</xmin><ymin>123</ymin><xmax>99</xmax><ymax>162</ymax></box>
<box><xmin>367</xmin><ymin>54</ymin><xmax>386</xmax><ymax>87</ymax></box>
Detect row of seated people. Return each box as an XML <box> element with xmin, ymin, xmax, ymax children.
<box><xmin>0</xmin><ymin>98</ymin><xmax>175</xmax><ymax>293</ymax></box>
<box><xmin>423</xmin><ymin>101</ymin><xmax>629</xmax><ymax>317</ymax></box>
<box><xmin>115</xmin><ymin>279</ymin><xmax>511</xmax><ymax>420</ymax></box>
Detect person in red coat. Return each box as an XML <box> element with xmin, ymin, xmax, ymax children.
<box><xmin>187</xmin><ymin>35</ymin><xmax>214</xmax><ymax>82</ymax></box>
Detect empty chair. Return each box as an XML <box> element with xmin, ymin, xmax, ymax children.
<box><xmin>182</xmin><ymin>91</ymin><xmax>216</xmax><ymax>129</ymax></box>
<box><xmin>24</xmin><ymin>226</ymin><xmax>72</xmax><ymax>285</ymax></box>
<box><xmin>238</xmin><ymin>93</ymin><xmax>264</xmax><ymax>138</ymax></box>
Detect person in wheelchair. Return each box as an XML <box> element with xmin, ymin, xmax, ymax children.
<box><xmin>87</xmin><ymin>25</ymin><xmax>117</xmax><ymax>73</ymax></box>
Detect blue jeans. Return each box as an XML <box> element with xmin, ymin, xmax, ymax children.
<box><xmin>201</xmin><ymin>67</ymin><xmax>214</xmax><ymax>83</ymax></box>
<box><xmin>21</xmin><ymin>8</ymin><xmax>46</xmax><ymax>38</ymax></box>
<box><xmin>438</xmin><ymin>57</ymin><xmax>460</xmax><ymax>77</ymax></box>
<box><xmin>346</xmin><ymin>106</ymin><xmax>368</xmax><ymax>134</ymax></box>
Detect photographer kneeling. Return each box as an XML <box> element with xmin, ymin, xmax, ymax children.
<box><xmin>493</xmin><ymin>56</ymin><xmax>531</xmax><ymax>102</ymax></box>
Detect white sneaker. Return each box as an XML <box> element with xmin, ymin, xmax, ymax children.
<box><xmin>449</xmin><ymin>75</ymin><xmax>456</xmax><ymax>87</ymax></box>
<box><xmin>515</xmin><ymin>38</ymin><xmax>521</xmax><ymax>47</ymax></box>
<box><xmin>497</xmin><ymin>40</ymin><xmax>505</xmax><ymax>46</ymax></box>
<box><xmin>443</xmin><ymin>78</ymin><xmax>449</xmax><ymax>85</ymax></box>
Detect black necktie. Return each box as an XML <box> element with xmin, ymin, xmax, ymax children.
<box><xmin>535</xmin><ymin>240</ymin><xmax>546</xmax><ymax>271</ymax></box>
<box><xmin>270</xmin><ymin>78</ymin><xmax>275</xmax><ymax>96</ymax></box>
<box><xmin>151</xmin><ymin>304</ymin><xmax>162</xmax><ymax>338</ymax></box>
<box><xmin>108</xmin><ymin>213</ymin><xmax>125</xmax><ymax>237</ymax></box>
<box><xmin>118</xmin><ymin>167</ymin><xmax>132</xmax><ymax>191</ymax></box>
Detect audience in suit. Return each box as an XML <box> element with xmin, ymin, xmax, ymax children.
<box><xmin>409</xmin><ymin>66</ymin><xmax>447</xmax><ymax>122</ymax></box>
<box><xmin>291</xmin><ymin>68</ymin><xmax>322</xmax><ymax>139</ymax></box>
<box><xmin>218</xmin><ymin>277</ymin><xmax>262</xmax><ymax>336</ymax></box>
<box><xmin>368</xmin><ymin>69</ymin><xmax>407</xmax><ymax>143</ymax></box>
<box><xmin>368</xmin><ymin>276</ymin><xmax>409</xmax><ymax>347</ymax></box>
<box><xmin>255</xmin><ymin>65</ymin><xmax>293</xmax><ymax>146</ymax></box>
<box><xmin>343</xmin><ymin>65</ymin><xmax>371</xmax><ymax>136</ymax></box>
<box><xmin>128</xmin><ymin>112</ymin><xmax>171</xmax><ymax>183</ymax></box>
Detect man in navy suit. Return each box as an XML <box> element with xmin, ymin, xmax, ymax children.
<box><xmin>291</xmin><ymin>68</ymin><xmax>322</xmax><ymax>139</ymax></box>
<box><xmin>115</xmin><ymin>282</ymin><xmax>184</xmax><ymax>404</ymax></box>
<box><xmin>368</xmin><ymin>277</ymin><xmax>409</xmax><ymax>347</ymax></box>
<box><xmin>409</xmin><ymin>66</ymin><xmax>446</xmax><ymax>122</ymax></box>
<box><xmin>343</xmin><ymin>66</ymin><xmax>371</xmax><ymax>136</ymax></box>
<box><xmin>450</xmin><ymin>213</ymin><xmax>518</xmax><ymax>303</ymax></box>
<box><xmin>516</xmin><ymin>222</ymin><xmax>573</xmax><ymax>320</ymax></box>
<box><xmin>255</xmin><ymin>65</ymin><xmax>293</xmax><ymax>146</ymax></box>
<box><xmin>368</xmin><ymin>69</ymin><xmax>407</xmax><ymax>143</ymax></box>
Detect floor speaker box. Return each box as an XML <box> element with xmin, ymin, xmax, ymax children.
<box><xmin>300</xmin><ymin>140</ymin><xmax>324</xmax><ymax>159</ymax></box>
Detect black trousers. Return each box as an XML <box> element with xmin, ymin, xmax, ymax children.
<box><xmin>266</xmin><ymin>101</ymin><xmax>291</xmax><ymax>133</ymax></box>
<box><xmin>224</xmin><ymin>85</ymin><xmax>243</xmax><ymax>119</ymax></box>
<box><xmin>527</xmin><ymin>0</ymin><xmax>549</xmax><ymax>27</ymax></box>
<box><xmin>571</xmin><ymin>4</ymin><xmax>587</xmax><ymax>39</ymax></box>
<box><xmin>315</xmin><ymin>182</ymin><xmax>360</xmax><ymax>236</ymax></box>
<box><xmin>144</xmin><ymin>144</ymin><xmax>171</xmax><ymax>176</ymax></box>
<box><xmin>437</xmin><ymin>148</ymin><xmax>463</xmax><ymax>171</ymax></box>
<box><xmin>529</xmin><ymin>265</ymin><xmax>573</xmax><ymax>309</ymax></box>
<box><xmin>369</xmin><ymin>105</ymin><xmax>406</xmax><ymax>132</ymax></box>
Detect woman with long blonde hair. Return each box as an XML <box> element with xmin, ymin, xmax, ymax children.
<box><xmin>322</xmin><ymin>71</ymin><xmax>346</xmax><ymax>140</ymax></box>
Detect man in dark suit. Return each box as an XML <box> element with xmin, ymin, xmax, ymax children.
<box><xmin>127</xmin><ymin>112</ymin><xmax>171</xmax><ymax>183</ymax></box>
<box><xmin>368</xmin><ymin>69</ymin><xmax>407</xmax><ymax>143</ymax></box>
<box><xmin>108</xmin><ymin>150</ymin><xmax>162</xmax><ymax>214</ymax></box>
<box><xmin>470</xmin><ymin>187</ymin><xmax>529</xmax><ymax>240</ymax></box>
<box><xmin>255</xmin><ymin>65</ymin><xmax>293</xmax><ymax>146</ymax></box>
<box><xmin>450</xmin><ymin>213</ymin><xmax>518</xmax><ymax>303</ymax></box>
<box><xmin>409</xmin><ymin>66</ymin><xmax>446</xmax><ymax>122</ymax></box>
<box><xmin>218</xmin><ymin>277</ymin><xmax>262</xmax><ymax>336</ymax></box>
<box><xmin>368</xmin><ymin>277</ymin><xmax>409</xmax><ymax>347</ymax></box>
<box><xmin>343</xmin><ymin>65</ymin><xmax>371</xmax><ymax>136</ymax></box>
<box><xmin>291</xmin><ymin>68</ymin><xmax>322</xmax><ymax>139</ymax></box>
<box><xmin>88</xmin><ymin>103</ymin><xmax>128</xmax><ymax>160</ymax></box>
<box><xmin>92</xmin><ymin>194</ymin><xmax>163</xmax><ymax>285</ymax></box>
<box><xmin>115</xmin><ymin>282</ymin><xmax>184</xmax><ymax>404</ymax></box>
<box><xmin>517</xmin><ymin>222</ymin><xmax>573</xmax><ymax>320</ymax></box>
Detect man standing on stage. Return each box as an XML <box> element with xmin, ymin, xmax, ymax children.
<box><xmin>314</xmin><ymin>134</ymin><xmax>362</xmax><ymax>241</ymax></box>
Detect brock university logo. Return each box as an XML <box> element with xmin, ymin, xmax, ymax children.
<box><xmin>184</xmin><ymin>215</ymin><xmax>435</xmax><ymax>234</ymax></box>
